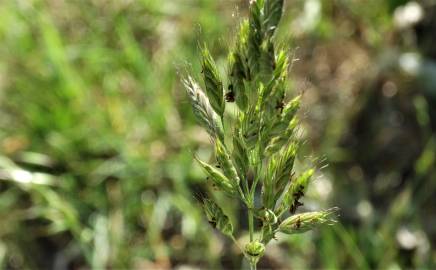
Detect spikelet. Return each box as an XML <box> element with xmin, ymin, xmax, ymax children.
<box><xmin>202</xmin><ymin>198</ymin><xmax>234</xmax><ymax>236</ymax></box>
<box><xmin>247</xmin><ymin>0</ymin><xmax>263</xmax><ymax>76</ymax></box>
<box><xmin>272</xmin><ymin>142</ymin><xmax>298</xmax><ymax>200</ymax></box>
<box><xmin>215</xmin><ymin>139</ymin><xmax>240</xmax><ymax>185</ymax></box>
<box><xmin>262</xmin><ymin>142</ymin><xmax>298</xmax><ymax>209</ymax></box>
<box><xmin>195</xmin><ymin>157</ymin><xmax>236</xmax><ymax>196</ymax></box>
<box><xmin>267</xmin><ymin>95</ymin><xmax>300</xmax><ymax>140</ymax></box>
<box><xmin>260</xmin><ymin>224</ymin><xmax>275</xmax><ymax>244</ymax></box>
<box><xmin>264</xmin><ymin>117</ymin><xmax>298</xmax><ymax>155</ymax></box>
<box><xmin>201</xmin><ymin>46</ymin><xmax>225</xmax><ymax>117</ymax></box>
<box><xmin>272</xmin><ymin>49</ymin><xmax>289</xmax><ymax>81</ymax></box>
<box><xmin>244</xmin><ymin>240</ymin><xmax>265</xmax><ymax>264</ymax></box>
<box><xmin>232</xmin><ymin>130</ymin><xmax>249</xmax><ymax>180</ymax></box>
<box><xmin>276</xmin><ymin>168</ymin><xmax>314</xmax><ymax>216</ymax></box>
<box><xmin>257</xmin><ymin>208</ymin><xmax>278</xmax><ymax>224</ymax></box>
<box><xmin>227</xmin><ymin>21</ymin><xmax>250</xmax><ymax>110</ymax></box>
<box><xmin>281</xmin><ymin>96</ymin><xmax>301</xmax><ymax>124</ymax></box>
<box><xmin>263</xmin><ymin>0</ymin><xmax>284</xmax><ymax>37</ymax></box>
<box><xmin>240</xmin><ymin>107</ymin><xmax>260</xmax><ymax>149</ymax></box>
<box><xmin>184</xmin><ymin>77</ymin><xmax>224</xmax><ymax>140</ymax></box>
<box><xmin>259</xmin><ymin>39</ymin><xmax>276</xmax><ymax>81</ymax></box>
<box><xmin>259</xmin><ymin>49</ymin><xmax>289</xmax><ymax>117</ymax></box>
<box><xmin>228</xmin><ymin>52</ymin><xmax>248</xmax><ymax>109</ymax></box>
<box><xmin>278</xmin><ymin>208</ymin><xmax>339</xmax><ymax>234</ymax></box>
<box><xmin>262</xmin><ymin>157</ymin><xmax>274</xmax><ymax>209</ymax></box>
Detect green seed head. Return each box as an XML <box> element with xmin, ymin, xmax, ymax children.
<box><xmin>184</xmin><ymin>0</ymin><xmax>338</xmax><ymax>265</ymax></box>
<box><xmin>263</xmin><ymin>142</ymin><xmax>298</xmax><ymax>209</ymax></box>
<box><xmin>232</xmin><ymin>131</ymin><xmax>249</xmax><ymax>180</ymax></box>
<box><xmin>282</xmin><ymin>96</ymin><xmax>301</xmax><ymax>122</ymax></box>
<box><xmin>247</xmin><ymin>0</ymin><xmax>263</xmax><ymax>76</ymax></box>
<box><xmin>202</xmin><ymin>198</ymin><xmax>234</xmax><ymax>236</ymax></box>
<box><xmin>240</xmin><ymin>107</ymin><xmax>260</xmax><ymax>149</ymax></box>
<box><xmin>265</xmin><ymin>117</ymin><xmax>298</xmax><ymax>155</ymax></box>
<box><xmin>279</xmin><ymin>208</ymin><xmax>339</xmax><ymax>235</ymax></box>
<box><xmin>228</xmin><ymin>52</ymin><xmax>249</xmax><ymax>110</ymax></box>
<box><xmin>245</xmin><ymin>240</ymin><xmax>265</xmax><ymax>259</ymax></box>
<box><xmin>263</xmin><ymin>0</ymin><xmax>284</xmax><ymax>37</ymax></box>
<box><xmin>195</xmin><ymin>157</ymin><xmax>236</xmax><ymax>196</ymax></box>
<box><xmin>201</xmin><ymin>46</ymin><xmax>225</xmax><ymax>117</ymax></box>
<box><xmin>215</xmin><ymin>139</ymin><xmax>240</xmax><ymax>185</ymax></box>
<box><xmin>184</xmin><ymin>77</ymin><xmax>224</xmax><ymax>141</ymax></box>
<box><xmin>274</xmin><ymin>168</ymin><xmax>315</xmax><ymax>217</ymax></box>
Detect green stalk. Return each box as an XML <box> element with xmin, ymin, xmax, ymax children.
<box><xmin>248</xmin><ymin>196</ymin><xmax>256</xmax><ymax>270</ymax></box>
<box><xmin>248</xmin><ymin>206</ymin><xmax>254</xmax><ymax>242</ymax></box>
<box><xmin>250</xmin><ymin>260</ymin><xmax>257</xmax><ymax>270</ymax></box>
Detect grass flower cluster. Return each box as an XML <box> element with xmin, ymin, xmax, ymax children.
<box><xmin>184</xmin><ymin>0</ymin><xmax>338</xmax><ymax>268</ymax></box>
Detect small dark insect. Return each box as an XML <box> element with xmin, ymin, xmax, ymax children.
<box><xmin>293</xmin><ymin>186</ymin><xmax>305</xmax><ymax>199</ymax></box>
<box><xmin>293</xmin><ymin>190</ymin><xmax>304</xmax><ymax>199</ymax></box>
<box><xmin>290</xmin><ymin>200</ymin><xmax>304</xmax><ymax>214</ymax></box>
<box><xmin>272</xmin><ymin>61</ymin><xmax>276</xmax><ymax>70</ymax></box>
<box><xmin>208</xmin><ymin>219</ymin><xmax>217</xmax><ymax>227</ymax></box>
<box><xmin>296</xmin><ymin>200</ymin><xmax>303</xmax><ymax>208</ymax></box>
<box><xmin>215</xmin><ymin>164</ymin><xmax>221</xmax><ymax>168</ymax></box>
<box><xmin>295</xmin><ymin>217</ymin><xmax>301</xmax><ymax>229</ymax></box>
<box><xmin>275</xmin><ymin>100</ymin><xmax>285</xmax><ymax>113</ymax></box>
<box><xmin>225</xmin><ymin>91</ymin><xmax>235</xmax><ymax>102</ymax></box>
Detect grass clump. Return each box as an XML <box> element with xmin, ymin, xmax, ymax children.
<box><xmin>184</xmin><ymin>0</ymin><xmax>338</xmax><ymax>268</ymax></box>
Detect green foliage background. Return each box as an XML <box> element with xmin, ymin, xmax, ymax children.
<box><xmin>0</xmin><ymin>0</ymin><xmax>435</xmax><ymax>269</ymax></box>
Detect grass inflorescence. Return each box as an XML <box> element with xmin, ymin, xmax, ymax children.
<box><xmin>183</xmin><ymin>0</ymin><xmax>338</xmax><ymax>268</ymax></box>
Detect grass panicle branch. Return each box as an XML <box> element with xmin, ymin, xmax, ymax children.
<box><xmin>201</xmin><ymin>46</ymin><xmax>225</xmax><ymax>117</ymax></box>
<box><xmin>183</xmin><ymin>0</ymin><xmax>337</xmax><ymax>268</ymax></box>
<box><xmin>184</xmin><ymin>76</ymin><xmax>224</xmax><ymax>140</ymax></box>
<box><xmin>202</xmin><ymin>198</ymin><xmax>234</xmax><ymax>237</ymax></box>
<box><xmin>278</xmin><ymin>208</ymin><xmax>339</xmax><ymax>234</ymax></box>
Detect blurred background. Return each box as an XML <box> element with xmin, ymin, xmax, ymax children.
<box><xmin>0</xmin><ymin>0</ymin><xmax>435</xmax><ymax>269</ymax></box>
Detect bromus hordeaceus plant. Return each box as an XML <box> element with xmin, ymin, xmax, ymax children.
<box><xmin>184</xmin><ymin>0</ymin><xmax>338</xmax><ymax>269</ymax></box>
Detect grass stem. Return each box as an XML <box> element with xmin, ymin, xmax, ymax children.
<box><xmin>248</xmin><ymin>203</ymin><xmax>257</xmax><ymax>269</ymax></box>
<box><xmin>248</xmin><ymin>206</ymin><xmax>254</xmax><ymax>242</ymax></box>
